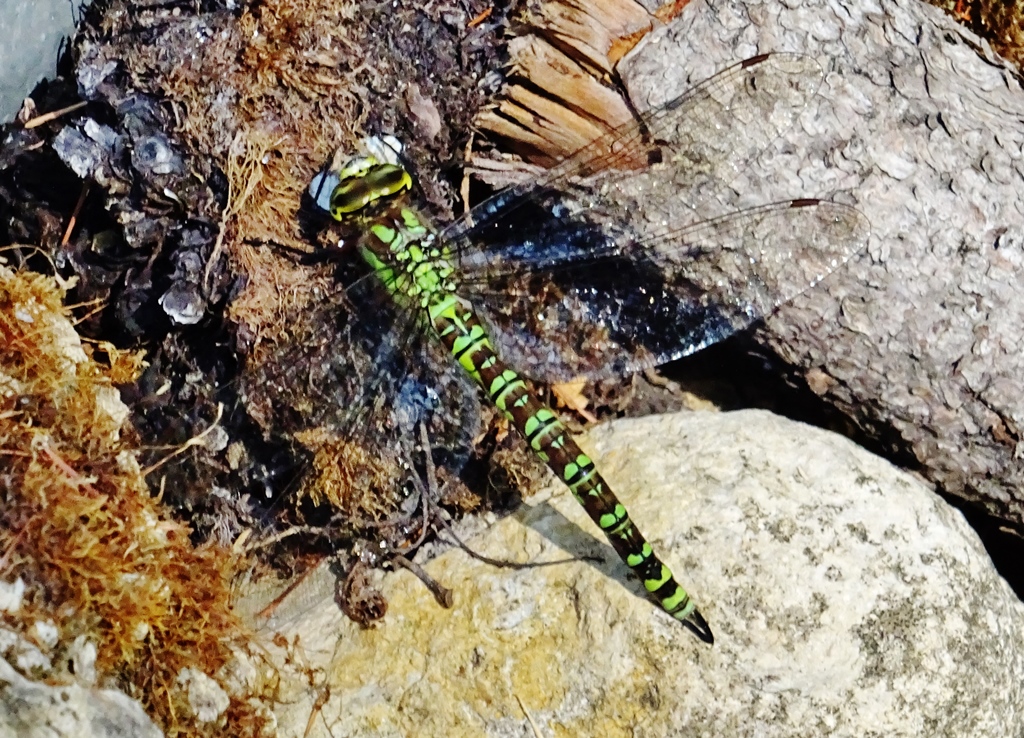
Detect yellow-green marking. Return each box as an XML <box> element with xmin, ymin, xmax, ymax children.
<box><xmin>326</xmin><ymin>155</ymin><xmax>713</xmax><ymax>643</ymax></box>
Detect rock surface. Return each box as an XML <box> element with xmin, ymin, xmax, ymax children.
<box><xmin>0</xmin><ymin>656</ymin><xmax>161</xmax><ymax>738</ymax></box>
<box><xmin>0</xmin><ymin>1</ymin><xmax>91</xmax><ymax>121</ymax></box>
<box><xmin>252</xmin><ymin>411</ymin><xmax>1024</xmax><ymax>738</ymax></box>
<box><xmin>616</xmin><ymin>0</ymin><xmax>1024</xmax><ymax>532</ymax></box>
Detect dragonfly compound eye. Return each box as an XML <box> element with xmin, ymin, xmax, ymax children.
<box><xmin>329</xmin><ymin>163</ymin><xmax>413</xmax><ymax>220</ymax></box>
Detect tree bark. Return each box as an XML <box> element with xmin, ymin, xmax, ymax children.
<box><xmin>618</xmin><ymin>0</ymin><xmax>1024</xmax><ymax>531</ymax></box>
<box><xmin>479</xmin><ymin>0</ymin><xmax>1024</xmax><ymax>533</ymax></box>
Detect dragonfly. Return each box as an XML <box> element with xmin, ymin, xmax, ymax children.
<box><xmin>246</xmin><ymin>52</ymin><xmax>869</xmax><ymax>644</ymax></box>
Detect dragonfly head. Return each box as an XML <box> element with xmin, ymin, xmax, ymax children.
<box><xmin>329</xmin><ymin>161</ymin><xmax>412</xmax><ymax>220</ymax></box>
<box><xmin>309</xmin><ymin>136</ymin><xmax>413</xmax><ymax>222</ymax></box>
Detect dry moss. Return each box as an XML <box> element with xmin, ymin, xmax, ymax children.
<box><xmin>0</xmin><ymin>262</ymin><xmax>273</xmax><ymax>736</ymax></box>
<box><xmin>930</xmin><ymin>1</ymin><xmax>1024</xmax><ymax>68</ymax></box>
<box><xmin>74</xmin><ymin>0</ymin><xmax>502</xmax><ymax>540</ymax></box>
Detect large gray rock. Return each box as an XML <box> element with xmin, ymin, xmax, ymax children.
<box><xmin>253</xmin><ymin>411</ymin><xmax>1024</xmax><ymax>738</ymax></box>
<box><xmin>0</xmin><ymin>656</ymin><xmax>162</xmax><ymax>738</ymax></box>
<box><xmin>616</xmin><ymin>0</ymin><xmax>1024</xmax><ymax>531</ymax></box>
<box><xmin>0</xmin><ymin>1</ymin><xmax>91</xmax><ymax>122</ymax></box>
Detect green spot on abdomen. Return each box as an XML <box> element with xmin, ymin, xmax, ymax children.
<box><xmin>371</xmin><ymin>224</ymin><xmax>396</xmax><ymax>244</ymax></box>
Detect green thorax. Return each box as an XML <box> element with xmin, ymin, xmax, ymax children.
<box><xmin>357</xmin><ymin>203</ymin><xmax>460</xmax><ymax>319</ymax></box>
<box><xmin>324</xmin><ymin>157</ymin><xmax>461</xmax><ymax>323</ymax></box>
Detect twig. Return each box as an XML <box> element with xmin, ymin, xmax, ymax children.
<box><xmin>240</xmin><ymin>524</ymin><xmax>323</xmax><ymax>554</ymax></box>
<box><xmin>140</xmin><ymin>403</ymin><xmax>224</xmax><ymax>476</ymax></box>
<box><xmin>255</xmin><ymin>561</ymin><xmax>326</xmax><ymax>621</ymax></box>
<box><xmin>304</xmin><ymin>685</ymin><xmax>331</xmax><ymax>738</ymax></box>
<box><xmin>468</xmin><ymin>7</ymin><xmax>493</xmax><ymax>27</ymax></box>
<box><xmin>460</xmin><ymin>132</ymin><xmax>475</xmax><ymax>214</ymax></box>
<box><xmin>392</xmin><ymin>554</ymin><xmax>453</xmax><ymax>608</ymax></box>
<box><xmin>516</xmin><ymin>694</ymin><xmax>544</xmax><ymax>738</ymax></box>
<box><xmin>23</xmin><ymin>101</ymin><xmax>87</xmax><ymax>129</ymax></box>
<box><xmin>60</xmin><ymin>182</ymin><xmax>90</xmax><ymax>246</ymax></box>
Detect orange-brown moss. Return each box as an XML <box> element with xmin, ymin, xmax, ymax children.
<box><xmin>0</xmin><ymin>263</ymin><xmax>272</xmax><ymax>736</ymax></box>
<box><xmin>931</xmin><ymin>1</ymin><xmax>1024</xmax><ymax>68</ymax></box>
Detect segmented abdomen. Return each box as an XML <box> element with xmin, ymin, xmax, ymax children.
<box><xmin>427</xmin><ymin>290</ymin><xmax>711</xmax><ymax>641</ymax></box>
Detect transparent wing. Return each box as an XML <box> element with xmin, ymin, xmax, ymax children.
<box><xmin>240</xmin><ymin>267</ymin><xmax>480</xmax><ymax>515</ymax></box>
<box><xmin>443</xmin><ymin>52</ymin><xmax>824</xmax><ymax>247</ymax></box>
<box><xmin>433</xmin><ymin>52</ymin><xmax>865</xmax><ymax>382</ymax></box>
<box><xmin>450</xmin><ymin>191</ymin><xmax>867</xmax><ymax>382</ymax></box>
<box><xmin>454</xmin><ymin>197</ymin><xmax>867</xmax><ymax>382</ymax></box>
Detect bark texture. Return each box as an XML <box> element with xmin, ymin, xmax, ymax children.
<box><xmin>612</xmin><ymin>0</ymin><xmax>1024</xmax><ymax>531</ymax></box>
